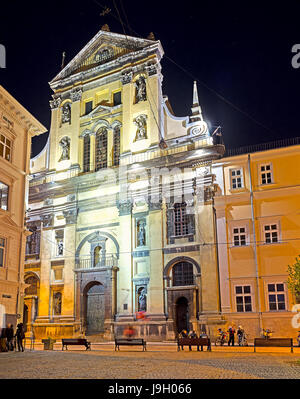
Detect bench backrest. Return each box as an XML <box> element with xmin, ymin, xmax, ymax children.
<box><xmin>254</xmin><ymin>338</ymin><xmax>293</xmax><ymax>347</ymax></box>
<box><xmin>115</xmin><ymin>338</ymin><xmax>144</xmax><ymax>344</ymax></box>
<box><xmin>62</xmin><ymin>339</ymin><xmax>87</xmax><ymax>344</ymax></box>
<box><xmin>178</xmin><ymin>338</ymin><xmax>209</xmax><ymax>345</ymax></box>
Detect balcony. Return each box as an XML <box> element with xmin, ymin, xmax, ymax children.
<box><xmin>75</xmin><ymin>254</ymin><xmax>118</xmax><ymax>270</ymax></box>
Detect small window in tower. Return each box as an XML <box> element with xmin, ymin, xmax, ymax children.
<box><xmin>113</xmin><ymin>91</ymin><xmax>121</xmax><ymax>106</ymax></box>
<box><xmin>85</xmin><ymin>101</ymin><xmax>93</xmax><ymax>115</ymax></box>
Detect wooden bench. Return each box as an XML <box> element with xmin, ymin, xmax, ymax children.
<box><xmin>254</xmin><ymin>338</ymin><xmax>293</xmax><ymax>353</ymax></box>
<box><xmin>62</xmin><ymin>338</ymin><xmax>91</xmax><ymax>351</ymax></box>
<box><xmin>115</xmin><ymin>338</ymin><xmax>146</xmax><ymax>351</ymax></box>
<box><xmin>177</xmin><ymin>337</ymin><xmax>211</xmax><ymax>352</ymax></box>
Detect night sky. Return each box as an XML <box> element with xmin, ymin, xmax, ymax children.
<box><xmin>0</xmin><ymin>1</ymin><xmax>300</xmax><ymax>157</ymax></box>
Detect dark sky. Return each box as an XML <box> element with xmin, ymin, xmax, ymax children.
<box><xmin>0</xmin><ymin>1</ymin><xmax>300</xmax><ymax>157</ymax></box>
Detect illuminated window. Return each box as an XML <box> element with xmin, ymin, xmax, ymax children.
<box><xmin>0</xmin><ymin>134</ymin><xmax>11</xmax><ymax>162</ymax></box>
<box><xmin>230</xmin><ymin>168</ymin><xmax>243</xmax><ymax>189</ymax></box>
<box><xmin>235</xmin><ymin>285</ymin><xmax>252</xmax><ymax>312</ymax></box>
<box><xmin>174</xmin><ymin>203</ymin><xmax>189</xmax><ymax>237</ymax></box>
<box><xmin>233</xmin><ymin>227</ymin><xmax>247</xmax><ymax>246</ymax></box>
<box><xmin>113</xmin><ymin>126</ymin><xmax>120</xmax><ymax>166</ymax></box>
<box><xmin>0</xmin><ymin>181</ymin><xmax>8</xmax><ymax>210</ymax></box>
<box><xmin>95</xmin><ymin>127</ymin><xmax>107</xmax><ymax>171</ymax></box>
<box><xmin>264</xmin><ymin>224</ymin><xmax>279</xmax><ymax>244</ymax></box>
<box><xmin>172</xmin><ymin>262</ymin><xmax>194</xmax><ymax>286</ymax></box>
<box><xmin>260</xmin><ymin>163</ymin><xmax>273</xmax><ymax>185</ymax></box>
<box><xmin>0</xmin><ymin>238</ymin><xmax>5</xmax><ymax>267</ymax></box>
<box><xmin>268</xmin><ymin>283</ymin><xmax>286</xmax><ymax>310</ymax></box>
<box><xmin>83</xmin><ymin>135</ymin><xmax>90</xmax><ymax>172</ymax></box>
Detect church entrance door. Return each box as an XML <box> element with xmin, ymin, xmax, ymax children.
<box><xmin>175</xmin><ymin>297</ymin><xmax>189</xmax><ymax>333</ymax></box>
<box><xmin>85</xmin><ymin>283</ymin><xmax>105</xmax><ymax>334</ymax></box>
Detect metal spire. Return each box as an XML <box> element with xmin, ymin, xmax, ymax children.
<box><xmin>191</xmin><ymin>81</ymin><xmax>203</xmax><ymax>122</ymax></box>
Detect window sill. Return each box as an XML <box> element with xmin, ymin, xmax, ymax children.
<box><xmin>230</xmin><ymin>244</ymin><xmax>250</xmax><ymax>249</ymax></box>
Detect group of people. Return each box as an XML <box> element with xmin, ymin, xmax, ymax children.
<box><xmin>178</xmin><ymin>329</ymin><xmax>210</xmax><ymax>351</ymax></box>
<box><xmin>217</xmin><ymin>326</ymin><xmax>247</xmax><ymax>346</ymax></box>
<box><xmin>0</xmin><ymin>323</ymin><xmax>26</xmax><ymax>352</ymax></box>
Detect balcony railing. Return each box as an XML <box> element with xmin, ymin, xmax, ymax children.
<box><xmin>75</xmin><ymin>254</ymin><xmax>118</xmax><ymax>270</ymax></box>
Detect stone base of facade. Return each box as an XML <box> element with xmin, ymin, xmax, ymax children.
<box><xmin>32</xmin><ymin>317</ymin><xmax>81</xmax><ymax>339</ymax></box>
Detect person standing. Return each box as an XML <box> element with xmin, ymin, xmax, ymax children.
<box><xmin>237</xmin><ymin>326</ymin><xmax>244</xmax><ymax>346</ymax></box>
<box><xmin>16</xmin><ymin>323</ymin><xmax>25</xmax><ymax>352</ymax></box>
<box><xmin>6</xmin><ymin>324</ymin><xmax>14</xmax><ymax>351</ymax></box>
<box><xmin>227</xmin><ymin>326</ymin><xmax>235</xmax><ymax>346</ymax></box>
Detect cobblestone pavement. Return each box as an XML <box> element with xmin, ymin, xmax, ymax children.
<box><xmin>1</xmin><ymin>343</ymin><xmax>300</xmax><ymax>379</ymax></box>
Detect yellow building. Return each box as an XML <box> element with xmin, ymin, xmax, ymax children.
<box><xmin>26</xmin><ymin>26</ymin><xmax>225</xmax><ymax>340</ymax></box>
<box><xmin>212</xmin><ymin>139</ymin><xmax>300</xmax><ymax>340</ymax></box>
<box><xmin>0</xmin><ymin>86</ymin><xmax>46</xmax><ymax>331</ymax></box>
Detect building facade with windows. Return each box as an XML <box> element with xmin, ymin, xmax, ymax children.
<box><xmin>26</xmin><ymin>27</ymin><xmax>225</xmax><ymax>340</ymax></box>
<box><xmin>212</xmin><ymin>140</ymin><xmax>300</xmax><ymax>338</ymax></box>
<box><xmin>0</xmin><ymin>86</ymin><xmax>46</xmax><ymax>330</ymax></box>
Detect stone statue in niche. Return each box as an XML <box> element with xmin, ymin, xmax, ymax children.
<box><xmin>137</xmin><ymin>220</ymin><xmax>146</xmax><ymax>246</ymax></box>
<box><xmin>53</xmin><ymin>292</ymin><xmax>62</xmax><ymax>315</ymax></box>
<box><xmin>135</xmin><ymin>76</ymin><xmax>146</xmax><ymax>103</ymax></box>
<box><xmin>59</xmin><ymin>136</ymin><xmax>70</xmax><ymax>161</ymax></box>
<box><xmin>134</xmin><ymin>115</ymin><xmax>147</xmax><ymax>141</ymax></box>
<box><xmin>57</xmin><ymin>240</ymin><xmax>63</xmax><ymax>256</ymax></box>
<box><xmin>138</xmin><ymin>287</ymin><xmax>147</xmax><ymax>312</ymax></box>
<box><xmin>61</xmin><ymin>103</ymin><xmax>71</xmax><ymax>124</ymax></box>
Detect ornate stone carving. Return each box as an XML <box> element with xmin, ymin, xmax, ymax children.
<box><xmin>49</xmin><ymin>96</ymin><xmax>62</xmax><ymax>109</ymax></box>
<box><xmin>59</xmin><ymin>136</ymin><xmax>70</xmax><ymax>161</ymax></box>
<box><xmin>135</xmin><ymin>75</ymin><xmax>147</xmax><ymax>103</ymax></box>
<box><xmin>121</xmin><ymin>69</ymin><xmax>133</xmax><ymax>85</ymax></box>
<box><xmin>63</xmin><ymin>209</ymin><xmax>77</xmax><ymax>224</ymax></box>
<box><xmin>117</xmin><ymin>199</ymin><xmax>133</xmax><ymax>216</ymax></box>
<box><xmin>138</xmin><ymin>287</ymin><xmax>147</xmax><ymax>312</ymax></box>
<box><xmin>41</xmin><ymin>214</ymin><xmax>53</xmax><ymax>228</ymax></box>
<box><xmin>134</xmin><ymin>114</ymin><xmax>147</xmax><ymax>141</ymax></box>
<box><xmin>57</xmin><ymin>240</ymin><xmax>64</xmax><ymax>256</ymax></box>
<box><xmin>145</xmin><ymin>62</ymin><xmax>157</xmax><ymax>76</ymax></box>
<box><xmin>70</xmin><ymin>88</ymin><xmax>82</xmax><ymax>102</ymax></box>
<box><xmin>44</xmin><ymin>198</ymin><xmax>53</xmax><ymax>206</ymax></box>
<box><xmin>61</xmin><ymin>103</ymin><xmax>71</xmax><ymax>124</ymax></box>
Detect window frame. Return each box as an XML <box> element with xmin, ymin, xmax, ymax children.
<box><xmin>230</xmin><ymin>168</ymin><xmax>244</xmax><ymax>190</ymax></box>
<box><xmin>0</xmin><ymin>181</ymin><xmax>9</xmax><ymax>211</ymax></box>
<box><xmin>266</xmin><ymin>282</ymin><xmax>287</xmax><ymax>311</ymax></box>
<box><xmin>95</xmin><ymin>127</ymin><xmax>108</xmax><ymax>171</ymax></box>
<box><xmin>0</xmin><ymin>133</ymin><xmax>12</xmax><ymax>162</ymax></box>
<box><xmin>0</xmin><ymin>237</ymin><xmax>6</xmax><ymax>267</ymax></box>
<box><xmin>172</xmin><ymin>262</ymin><xmax>194</xmax><ymax>287</ymax></box>
<box><xmin>234</xmin><ymin>284</ymin><xmax>254</xmax><ymax>313</ymax></box>
<box><xmin>263</xmin><ymin>222</ymin><xmax>280</xmax><ymax>244</ymax></box>
<box><xmin>173</xmin><ymin>202</ymin><xmax>189</xmax><ymax>237</ymax></box>
<box><xmin>259</xmin><ymin>163</ymin><xmax>274</xmax><ymax>186</ymax></box>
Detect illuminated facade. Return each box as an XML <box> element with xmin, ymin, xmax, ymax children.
<box><xmin>0</xmin><ymin>86</ymin><xmax>46</xmax><ymax>330</ymax></box>
<box><xmin>26</xmin><ymin>27</ymin><xmax>225</xmax><ymax>340</ymax></box>
<box><xmin>212</xmin><ymin>140</ymin><xmax>300</xmax><ymax>339</ymax></box>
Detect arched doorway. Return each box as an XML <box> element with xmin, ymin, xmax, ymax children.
<box><xmin>176</xmin><ymin>297</ymin><xmax>189</xmax><ymax>333</ymax></box>
<box><xmin>84</xmin><ymin>282</ymin><xmax>105</xmax><ymax>334</ymax></box>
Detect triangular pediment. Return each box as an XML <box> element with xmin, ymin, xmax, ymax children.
<box><xmin>50</xmin><ymin>30</ymin><xmax>161</xmax><ymax>85</ymax></box>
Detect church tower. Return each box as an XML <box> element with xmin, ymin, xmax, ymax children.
<box><xmin>26</xmin><ymin>26</ymin><xmax>225</xmax><ymax>340</ymax></box>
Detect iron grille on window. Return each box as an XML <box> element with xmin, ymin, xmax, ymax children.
<box><xmin>172</xmin><ymin>262</ymin><xmax>194</xmax><ymax>286</ymax></box>
<box><xmin>113</xmin><ymin>126</ymin><xmax>120</xmax><ymax>166</ymax></box>
<box><xmin>95</xmin><ymin>127</ymin><xmax>107</xmax><ymax>171</ymax></box>
<box><xmin>83</xmin><ymin>135</ymin><xmax>90</xmax><ymax>172</ymax></box>
<box><xmin>174</xmin><ymin>203</ymin><xmax>189</xmax><ymax>236</ymax></box>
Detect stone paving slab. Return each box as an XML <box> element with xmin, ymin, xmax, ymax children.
<box><xmin>1</xmin><ymin>347</ymin><xmax>300</xmax><ymax>379</ymax></box>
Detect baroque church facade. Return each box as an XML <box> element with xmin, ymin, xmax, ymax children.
<box><xmin>25</xmin><ymin>26</ymin><xmax>226</xmax><ymax>340</ymax></box>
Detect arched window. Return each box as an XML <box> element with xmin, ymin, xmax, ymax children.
<box><xmin>24</xmin><ymin>275</ymin><xmax>39</xmax><ymax>295</ymax></box>
<box><xmin>172</xmin><ymin>262</ymin><xmax>194</xmax><ymax>286</ymax></box>
<box><xmin>83</xmin><ymin>135</ymin><xmax>90</xmax><ymax>172</ymax></box>
<box><xmin>113</xmin><ymin>126</ymin><xmax>120</xmax><ymax>166</ymax></box>
<box><xmin>174</xmin><ymin>203</ymin><xmax>188</xmax><ymax>236</ymax></box>
<box><xmin>95</xmin><ymin>127</ymin><xmax>107</xmax><ymax>171</ymax></box>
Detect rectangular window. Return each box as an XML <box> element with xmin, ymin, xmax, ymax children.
<box><xmin>113</xmin><ymin>91</ymin><xmax>122</xmax><ymax>106</ymax></box>
<box><xmin>0</xmin><ymin>181</ymin><xmax>8</xmax><ymax>211</ymax></box>
<box><xmin>174</xmin><ymin>203</ymin><xmax>189</xmax><ymax>236</ymax></box>
<box><xmin>83</xmin><ymin>135</ymin><xmax>90</xmax><ymax>172</ymax></box>
<box><xmin>235</xmin><ymin>285</ymin><xmax>252</xmax><ymax>312</ymax></box>
<box><xmin>233</xmin><ymin>227</ymin><xmax>247</xmax><ymax>246</ymax></box>
<box><xmin>260</xmin><ymin>163</ymin><xmax>273</xmax><ymax>185</ymax></box>
<box><xmin>268</xmin><ymin>283</ymin><xmax>286</xmax><ymax>310</ymax></box>
<box><xmin>0</xmin><ymin>134</ymin><xmax>11</xmax><ymax>162</ymax></box>
<box><xmin>230</xmin><ymin>168</ymin><xmax>243</xmax><ymax>189</ymax></box>
<box><xmin>0</xmin><ymin>238</ymin><xmax>5</xmax><ymax>267</ymax></box>
<box><xmin>264</xmin><ymin>224</ymin><xmax>279</xmax><ymax>244</ymax></box>
<box><xmin>85</xmin><ymin>101</ymin><xmax>93</xmax><ymax>115</ymax></box>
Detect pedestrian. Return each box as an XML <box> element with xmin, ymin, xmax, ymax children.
<box><xmin>0</xmin><ymin>327</ymin><xmax>7</xmax><ymax>352</ymax></box>
<box><xmin>227</xmin><ymin>326</ymin><xmax>235</xmax><ymax>346</ymax></box>
<box><xmin>6</xmin><ymin>324</ymin><xmax>14</xmax><ymax>351</ymax></box>
<box><xmin>237</xmin><ymin>326</ymin><xmax>244</xmax><ymax>346</ymax></box>
<box><xmin>16</xmin><ymin>323</ymin><xmax>25</xmax><ymax>352</ymax></box>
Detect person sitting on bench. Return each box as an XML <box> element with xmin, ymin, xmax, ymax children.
<box><xmin>188</xmin><ymin>330</ymin><xmax>199</xmax><ymax>351</ymax></box>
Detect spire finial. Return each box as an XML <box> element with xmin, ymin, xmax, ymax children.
<box><xmin>191</xmin><ymin>80</ymin><xmax>203</xmax><ymax>121</ymax></box>
<box><xmin>101</xmin><ymin>24</ymin><xmax>110</xmax><ymax>32</ymax></box>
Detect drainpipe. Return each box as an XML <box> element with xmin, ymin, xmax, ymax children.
<box><xmin>213</xmin><ymin>203</ymin><xmax>222</xmax><ymax>314</ymax></box>
<box><xmin>248</xmin><ymin>154</ymin><xmax>263</xmax><ymax>333</ymax></box>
